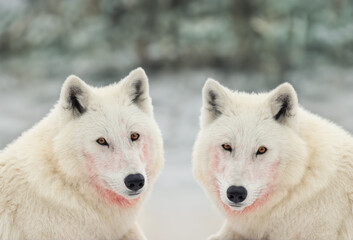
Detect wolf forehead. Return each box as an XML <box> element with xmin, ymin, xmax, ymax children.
<box><xmin>201</xmin><ymin>79</ymin><xmax>298</xmax><ymax>128</ymax></box>
<box><xmin>60</xmin><ymin>67</ymin><xmax>153</xmax><ymax>118</ymax></box>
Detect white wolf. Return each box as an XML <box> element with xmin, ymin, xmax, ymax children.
<box><xmin>193</xmin><ymin>79</ymin><xmax>353</xmax><ymax>240</ymax></box>
<box><xmin>0</xmin><ymin>68</ymin><xmax>164</xmax><ymax>240</ymax></box>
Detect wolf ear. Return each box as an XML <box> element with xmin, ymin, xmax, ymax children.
<box><xmin>123</xmin><ymin>67</ymin><xmax>152</xmax><ymax>115</ymax></box>
<box><xmin>60</xmin><ymin>75</ymin><xmax>91</xmax><ymax>117</ymax></box>
<box><xmin>201</xmin><ymin>78</ymin><xmax>230</xmax><ymax>128</ymax></box>
<box><xmin>269</xmin><ymin>83</ymin><xmax>298</xmax><ymax>124</ymax></box>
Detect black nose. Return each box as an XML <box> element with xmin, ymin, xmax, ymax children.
<box><xmin>124</xmin><ymin>174</ymin><xmax>145</xmax><ymax>191</ymax></box>
<box><xmin>227</xmin><ymin>186</ymin><xmax>247</xmax><ymax>204</ymax></box>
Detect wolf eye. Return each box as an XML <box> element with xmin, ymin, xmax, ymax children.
<box><xmin>222</xmin><ymin>144</ymin><xmax>232</xmax><ymax>152</ymax></box>
<box><xmin>257</xmin><ymin>146</ymin><xmax>267</xmax><ymax>155</ymax></box>
<box><xmin>97</xmin><ymin>137</ymin><xmax>108</xmax><ymax>146</ymax></box>
<box><xmin>131</xmin><ymin>133</ymin><xmax>140</xmax><ymax>142</ymax></box>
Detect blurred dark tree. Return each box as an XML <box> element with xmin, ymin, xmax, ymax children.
<box><xmin>0</xmin><ymin>0</ymin><xmax>352</xmax><ymax>82</ymax></box>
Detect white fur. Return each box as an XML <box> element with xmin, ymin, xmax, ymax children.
<box><xmin>0</xmin><ymin>68</ymin><xmax>164</xmax><ymax>240</ymax></box>
<box><xmin>193</xmin><ymin>79</ymin><xmax>353</xmax><ymax>240</ymax></box>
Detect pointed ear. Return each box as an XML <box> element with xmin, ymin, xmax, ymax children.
<box><xmin>201</xmin><ymin>78</ymin><xmax>231</xmax><ymax>128</ymax></box>
<box><xmin>269</xmin><ymin>83</ymin><xmax>298</xmax><ymax>124</ymax></box>
<box><xmin>60</xmin><ymin>75</ymin><xmax>91</xmax><ymax>117</ymax></box>
<box><xmin>123</xmin><ymin>67</ymin><xmax>152</xmax><ymax>115</ymax></box>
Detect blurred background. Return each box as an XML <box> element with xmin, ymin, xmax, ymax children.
<box><xmin>1</xmin><ymin>0</ymin><xmax>353</xmax><ymax>239</ymax></box>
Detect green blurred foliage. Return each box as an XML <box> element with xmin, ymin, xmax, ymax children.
<box><xmin>0</xmin><ymin>0</ymin><xmax>352</xmax><ymax>82</ymax></box>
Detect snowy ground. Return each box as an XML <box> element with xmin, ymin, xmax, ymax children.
<box><xmin>1</xmin><ymin>67</ymin><xmax>353</xmax><ymax>240</ymax></box>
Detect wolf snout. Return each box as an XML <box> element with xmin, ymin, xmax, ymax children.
<box><xmin>124</xmin><ymin>174</ymin><xmax>145</xmax><ymax>192</ymax></box>
<box><xmin>227</xmin><ymin>186</ymin><xmax>247</xmax><ymax>204</ymax></box>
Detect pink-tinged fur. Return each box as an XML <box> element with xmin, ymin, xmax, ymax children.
<box><xmin>210</xmin><ymin>154</ymin><xmax>220</xmax><ymax>173</ymax></box>
<box><xmin>216</xmin><ymin>159</ymin><xmax>279</xmax><ymax>216</ymax></box>
<box><xmin>209</xmin><ymin>147</ymin><xmax>225</xmax><ymax>175</ymax></box>
<box><xmin>140</xmin><ymin>137</ymin><xmax>151</xmax><ymax>164</ymax></box>
<box><xmin>84</xmin><ymin>152</ymin><xmax>140</xmax><ymax>207</ymax></box>
<box><xmin>216</xmin><ymin>188</ymin><xmax>272</xmax><ymax>216</ymax></box>
<box><xmin>94</xmin><ymin>183</ymin><xmax>140</xmax><ymax>207</ymax></box>
<box><xmin>239</xmin><ymin>161</ymin><xmax>280</xmax><ymax>215</ymax></box>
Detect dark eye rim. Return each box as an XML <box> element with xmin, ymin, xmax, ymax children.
<box><xmin>96</xmin><ymin>137</ymin><xmax>109</xmax><ymax>147</ymax></box>
<box><xmin>222</xmin><ymin>143</ymin><xmax>232</xmax><ymax>152</ymax></box>
<box><xmin>131</xmin><ymin>133</ymin><xmax>140</xmax><ymax>142</ymax></box>
<box><xmin>256</xmin><ymin>146</ymin><xmax>267</xmax><ymax>155</ymax></box>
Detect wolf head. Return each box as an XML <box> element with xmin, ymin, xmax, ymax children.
<box><xmin>53</xmin><ymin>68</ymin><xmax>164</xmax><ymax>206</ymax></box>
<box><xmin>193</xmin><ymin>79</ymin><xmax>308</xmax><ymax>214</ymax></box>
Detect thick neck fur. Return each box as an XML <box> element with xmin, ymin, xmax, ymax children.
<box><xmin>285</xmin><ymin>108</ymin><xmax>347</xmax><ymax>201</ymax></box>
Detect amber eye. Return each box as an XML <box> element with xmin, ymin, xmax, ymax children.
<box><xmin>257</xmin><ymin>146</ymin><xmax>267</xmax><ymax>155</ymax></box>
<box><xmin>97</xmin><ymin>137</ymin><xmax>108</xmax><ymax>146</ymax></box>
<box><xmin>131</xmin><ymin>133</ymin><xmax>140</xmax><ymax>142</ymax></box>
<box><xmin>222</xmin><ymin>144</ymin><xmax>232</xmax><ymax>152</ymax></box>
